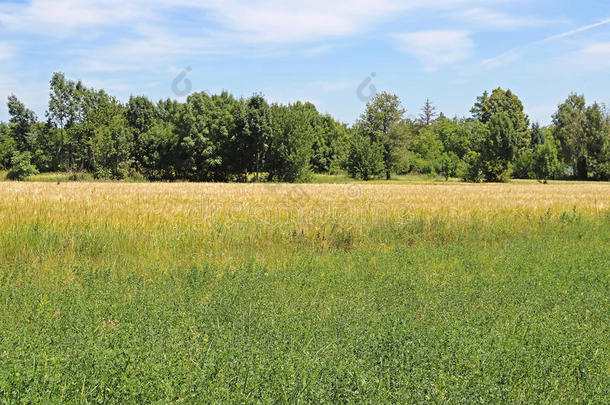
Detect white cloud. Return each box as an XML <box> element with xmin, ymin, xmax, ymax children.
<box><xmin>480</xmin><ymin>50</ymin><xmax>520</xmax><ymax>70</ymax></box>
<box><xmin>458</xmin><ymin>8</ymin><xmax>557</xmax><ymax>30</ymax></box>
<box><xmin>477</xmin><ymin>18</ymin><xmax>610</xmax><ymax>71</ymax></box>
<box><xmin>580</xmin><ymin>42</ymin><xmax>610</xmax><ymax>55</ymax></box>
<box><xmin>0</xmin><ymin>0</ymin><xmax>568</xmax><ymax>74</ymax></box>
<box><xmin>393</xmin><ymin>31</ymin><xmax>474</xmax><ymax>71</ymax></box>
<box><xmin>0</xmin><ymin>0</ymin><xmax>409</xmax><ymax>41</ymax></box>
<box><xmin>197</xmin><ymin>0</ymin><xmax>407</xmax><ymax>43</ymax></box>
<box><xmin>555</xmin><ymin>42</ymin><xmax>610</xmax><ymax>72</ymax></box>
<box><xmin>0</xmin><ymin>0</ymin><xmax>147</xmax><ymax>36</ymax></box>
<box><xmin>542</xmin><ymin>18</ymin><xmax>610</xmax><ymax>43</ymax></box>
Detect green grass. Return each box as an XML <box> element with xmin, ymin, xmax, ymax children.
<box><xmin>1</xmin><ymin>207</ymin><xmax>608</xmax><ymax>403</ymax></box>
<box><xmin>310</xmin><ymin>172</ymin><xmax>458</xmax><ymax>184</ymax></box>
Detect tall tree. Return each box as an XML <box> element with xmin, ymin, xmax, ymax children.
<box><xmin>472</xmin><ymin>88</ymin><xmax>530</xmax><ymax>148</ymax></box>
<box><xmin>237</xmin><ymin>94</ymin><xmax>272</xmax><ymax>181</ymax></box>
<box><xmin>126</xmin><ymin>96</ymin><xmax>159</xmax><ymax>173</ymax></box>
<box><xmin>530</xmin><ymin>122</ymin><xmax>545</xmax><ymax>147</ymax></box>
<box><xmin>480</xmin><ymin>113</ymin><xmax>519</xmax><ymax>182</ymax></box>
<box><xmin>267</xmin><ymin>102</ymin><xmax>316</xmax><ymax>182</ymax></box>
<box><xmin>88</xmin><ymin>95</ymin><xmax>133</xmax><ymax>178</ymax></box>
<box><xmin>532</xmin><ymin>139</ymin><xmax>559</xmax><ymax>183</ymax></box>
<box><xmin>359</xmin><ymin>92</ymin><xmax>406</xmax><ymax>179</ymax></box>
<box><xmin>310</xmin><ymin>115</ymin><xmax>351</xmax><ymax>174</ymax></box>
<box><xmin>346</xmin><ymin>132</ymin><xmax>385</xmax><ymax>180</ymax></box>
<box><xmin>551</xmin><ymin>94</ymin><xmax>610</xmax><ymax>180</ymax></box>
<box><xmin>7</xmin><ymin>94</ymin><xmax>37</xmax><ymax>152</ymax></box>
<box><xmin>419</xmin><ymin>99</ymin><xmax>438</xmax><ymax>126</ymax></box>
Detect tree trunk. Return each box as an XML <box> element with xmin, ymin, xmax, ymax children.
<box><xmin>576</xmin><ymin>156</ymin><xmax>588</xmax><ymax>180</ymax></box>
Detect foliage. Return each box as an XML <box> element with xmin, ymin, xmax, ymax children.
<box><xmin>6</xmin><ymin>151</ymin><xmax>39</xmax><ymax>180</ymax></box>
<box><xmin>512</xmin><ymin>150</ymin><xmax>535</xmax><ymax>179</ymax></box>
<box><xmin>480</xmin><ymin>113</ymin><xmax>519</xmax><ymax>182</ymax></box>
<box><xmin>267</xmin><ymin>102</ymin><xmax>316</xmax><ymax>182</ymax></box>
<box><xmin>471</xmin><ymin>87</ymin><xmax>530</xmax><ymax>148</ymax></box>
<box><xmin>0</xmin><ymin>123</ymin><xmax>16</xmax><ymax>169</ymax></box>
<box><xmin>552</xmin><ymin>94</ymin><xmax>610</xmax><ymax>180</ymax></box>
<box><xmin>358</xmin><ymin>92</ymin><xmax>406</xmax><ymax>179</ymax></box>
<box><xmin>532</xmin><ymin>139</ymin><xmax>560</xmax><ymax>182</ymax></box>
<box><xmin>1</xmin><ymin>74</ymin><xmax>608</xmax><ymax>183</ymax></box>
<box><xmin>346</xmin><ymin>132</ymin><xmax>385</xmax><ymax>180</ymax></box>
<box><xmin>409</xmin><ymin>126</ymin><xmax>443</xmax><ymax>174</ymax></box>
<box><xmin>457</xmin><ymin>150</ymin><xmax>483</xmax><ymax>182</ymax></box>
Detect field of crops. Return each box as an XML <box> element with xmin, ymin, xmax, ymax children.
<box><xmin>1</xmin><ymin>181</ymin><xmax>609</xmax><ymax>403</ymax></box>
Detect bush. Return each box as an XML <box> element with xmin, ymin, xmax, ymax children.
<box><xmin>533</xmin><ymin>141</ymin><xmax>559</xmax><ymax>183</ymax></box>
<box><xmin>457</xmin><ymin>151</ymin><xmax>483</xmax><ymax>183</ymax></box>
<box><xmin>67</xmin><ymin>172</ymin><xmax>92</xmax><ymax>182</ymax></box>
<box><xmin>440</xmin><ymin>152</ymin><xmax>459</xmax><ymax>180</ymax></box>
<box><xmin>346</xmin><ymin>133</ymin><xmax>385</xmax><ymax>180</ymax></box>
<box><xmin>6</xmin><ymin>151</ymin><xmax>38</xmax><ymax>181</ymax></box>
<box><xmin>94</xmin><ymin>168</ymin><xmax>113</xmax><ymax>180</ymax></box>
<box><xmin>512</xmin><ymin>150</ymin><xmax>535</xmax><ymax>179</ymax></box>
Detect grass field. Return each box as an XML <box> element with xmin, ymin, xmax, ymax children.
<box><xmin>1</xmin><ymin>181</ymin><xmax>609</xmax><ymax>403</ymax></box>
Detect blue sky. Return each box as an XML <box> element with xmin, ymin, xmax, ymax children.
<box><xmin>0</xmin><ymin>0</ymin><xmax>609</xmax><ymax>125</ymax></box>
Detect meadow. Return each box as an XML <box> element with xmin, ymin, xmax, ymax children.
<box><xmin>0</xmin><ymin>181</ymin><xmax>609</xmax><ymax>403</ymax></box>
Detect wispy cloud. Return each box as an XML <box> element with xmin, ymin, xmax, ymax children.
<box><xmin>458</xmin><ymin>8</ymin><xmax>558</xmax><ymax>30</ymax></box>
<box><xmin>479</xmin><ymin>17</ymin><xmax>610</xmax><ymax>70</ymax></box>
<box><xmin>0</xmin><ymin>0</ymin><xmax>147</xmax><ymax>36</ymax></box>
<box><xmin>393</xmin><ymin>31</ymin><xmax>474</xmax><ymax>71</ymax></box>
<box><xmin>554</xmin><ymin>41</ymin><xmax>610</xmax><ymax>72</ymax></box>
<box><xmin>542</xmin><ymin>18</ymin><xmax>610</xmax><ymax>43</ymax></box>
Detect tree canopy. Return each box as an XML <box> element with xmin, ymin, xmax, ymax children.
<box><xmin>2</xmin><ymin>74</ymin><xmax>608</xmax><ymax>182</ymax></box>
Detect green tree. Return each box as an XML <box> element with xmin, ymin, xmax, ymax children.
<box><xmin>267</xmin><ymin>102</ymin><xmax>316</xmax><ymax>182</ymax></box>
<box><xmin>346</xmin><ymin>132</ymin><xmax>385</xmax><ymax>180</ymax></box>
<box><xmin>512</xmin><ymin>150</ymin><xmax>535</xmax><ymax>179</ymax></box>
<box><xmin>7</xmin><ymin>94</ymin><xmax>37</xmax><ymax>152</ymax></box>
<box><xmin>530</xmin><ymin>122</ymin><xmax>545</xmax><ymax>147</ymax></box>
<box><xmin>0</xmin><ymin>123</ymin><xmax>16</xmax><ymax>169</ymax></box>
<box><xmin>553</xmin><ymin>94</ymin><xmax>587</xmax><ymax>179</ymax></box>
<box><xmin>457</xmin><ymin>150</ymin><xmax>484</xmax><ymax>183</ymax></box>
<box><xmin>409</xmin><ymin>126</ymin><xmax>443</xmax><ymax>175</ymax></box>
<box><xmin>359</xmin><ymin>92</ymin><xmax>406</xmax><ymax>179</ymax></box>
<box><xmin>171</xmin><ymin>92</ymin><xmax>217</xmax><ymax>181</ymax></box>
<box><xmin>440</xmin><ymin>151</ymin><xmax>459</xmax><ymax>180</ymax></box>
<box><xmin>480</xmin><ymin>113</ymin><xmax>519</xmax><ymax>182</ymax></box>
<box><xmin>233</xmin><ymin>94</ymin><xmax>272</xmax><ymax>181</ymax></box>
<box><xmin>472</xmin><ymin>88</ymin><xmax>530</xmax><ymax>149</ymax></box>
<box><xmin>6</xmin><ymin>151</ymin><xmax>38</xmax><ymax>181</ymax></box>
<box><xmin>87</xmin><ymin>96</ymin><xmax>133</xmax><ymax>178</ymax></box>
<box><xmin>126</xmin><ymin>96</ymin><xmax>158</xmax><ymax>173</ymax></box>
<box><xmin>584</xmin><ymin>103</ymin><xmax>609</xmax><ymax>180</ymax></box>
<box><xmin>553</xmin><ymin>95</ymin><xmax>609</xmax><ymax>180</ymax></box>
<box><xmin>310</xmin><ymin>115</ymin><xmax>351</xmax><ymax>174</ymax></box>
<box><xmin>532</xmin><ymin>139</ymin><xmax>559</xmax><ymax>183</ymax></box>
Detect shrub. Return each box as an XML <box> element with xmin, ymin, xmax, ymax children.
<box><xmin>346</xmin><ymin>133</ymin><xmax>385</xmax><ymax>180</ymax></box>
<box><xmin>457</xmin><ymin>151</ymin><xmax>483</xmax><ymax>183</ymax></box>
<box><xmin>512</xmin><ymin>150</ymin><xmax>535</xmax><ymax>179</ymax></box>
<box><xmin>533</xmin><ymin>141</ymin><xmax>559</xmax><ymax>183</ymax></box>
<box><xmin>6</xmin><ymin>151</ymin><xmax>38</xmax><ymax>181</ymax></box>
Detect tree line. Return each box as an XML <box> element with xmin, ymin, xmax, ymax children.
<box><xmin>1</xmin><ymin>72</ymin><xmax>609</xmax><ymax>182</ymax></box>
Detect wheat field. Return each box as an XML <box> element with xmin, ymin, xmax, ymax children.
<box><xmin>1</xmin><ymin>181</ymin><xmax>609</xmax><ymax>402</ymax></box>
